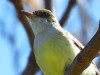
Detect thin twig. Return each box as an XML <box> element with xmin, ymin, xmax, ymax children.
<box><xmin>44</xmin><ymin>0</ymin><xmax>52</xmax><ymax>11</ymax></box>
<box><xmin>60</xmin><ymin>0</ymin><xmax>76</xmax><ymax>26</ymax></box>
<box><xmin>22</xmin><ymin>52</ymin><xmax>39</xmax><ymax>75</ymax></box>
<box><xmin>65</xmin><ymin>23</ymin><xmax>100</xmax><ymax>75</ymax></box>
<box><xmin>10</xmin><ymin>0</ymin><xmax>39</xmax><ymax>75</ymax></box>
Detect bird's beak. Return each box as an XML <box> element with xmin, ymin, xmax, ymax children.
<box><xmin>21</xmin><ymin>10</ymin><xmax>36</xmax><ymax>19</ymax></box>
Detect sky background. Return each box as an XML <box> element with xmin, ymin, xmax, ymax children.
<box><xmin>0</xmin><ymin>0</ymin><xmax>100</xmax><ymax>75</ymax></box>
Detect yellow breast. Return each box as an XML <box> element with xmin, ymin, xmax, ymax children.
<box><xmin>34</xmin><ymin>32</ymin><xmax>80</xmax><ymax>75</ymax></box>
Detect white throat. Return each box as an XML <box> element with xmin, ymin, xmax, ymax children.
<box><xmin>30</xmin><ymin>18</ymin><xmax>61</xmax><ymax>36</ymax></box>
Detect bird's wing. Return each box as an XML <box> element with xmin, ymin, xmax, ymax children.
<box><xmin>65</xmin><ymin>31</ymin><xmax>84</xmax><ymax>50</ymax></box>
<box><xmin>64</xmin><ymin>30</ymin><xmax>100</xmax><ymax>75</ymax></box>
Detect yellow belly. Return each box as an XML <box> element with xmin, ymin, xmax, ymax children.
<box><xmin>34</xmin><ymin>34</ymin><xmax>80</xmax><ymax>75</ymax></box>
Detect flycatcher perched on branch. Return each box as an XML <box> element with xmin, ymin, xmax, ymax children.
<box><xmin>22</xmin><ymin>9</ymin><xmax>99</xmax><ymax>75</ymax></box>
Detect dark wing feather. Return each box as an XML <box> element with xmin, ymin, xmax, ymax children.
<box><xmin>65</xmin><ymin>31</ymin><xmax>84</xmax><ymax>50</ymax></box>
<box><xmin>65</xmin><ymin>30</ymin><xmax>100</xmax><ymax>74</ymax></box>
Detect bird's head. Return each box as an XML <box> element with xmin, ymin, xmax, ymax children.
<box><xmin>22</xmin><ymin>9</ymin><xmax>60</xmax><ymax>35</ymax></box>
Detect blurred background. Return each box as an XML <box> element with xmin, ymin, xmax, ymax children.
<box><xmin>0</xmin><ymin>0</ymin><xmax>100</xmax><ymax>75</ymax></box>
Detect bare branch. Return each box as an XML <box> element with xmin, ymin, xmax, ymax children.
<box><xmin>22</xmin><ymin>52</ymin><xmax>39</xmax><ymax>75</ymax></box>
<box><xmin>10</xmin><ymin>0</ymin><xmax>39</xmax><ymax>75</ymax></box>
<box><xmin>60</xmin><ymin>0</ymin><xmax>76</xmax><ymax>26</ymax></box>
<box><xmin>65</xmin><ymin>23</ymin><xmax>100</xmax><ymax>75</ymax></box>
<box><xmin>44</xmin><ymin>0</ymin><xmax>52</xmax><ymax>11</ymax></box>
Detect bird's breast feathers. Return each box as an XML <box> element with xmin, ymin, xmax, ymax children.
<box><xmin>34</xmin><ymin>31</ymin><xmax>80</xmax><ymax>75</ymax></box>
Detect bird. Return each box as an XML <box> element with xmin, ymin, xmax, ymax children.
<box><xmin>22</xmin><ymin>9</ymin><xmax>99</xmax><ymax>75</ymax></box>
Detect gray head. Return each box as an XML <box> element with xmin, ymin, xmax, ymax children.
<box><xmin>22</xmin><ymin>9</ymin><xmax>60</xmax><ymax>35</ymax></box>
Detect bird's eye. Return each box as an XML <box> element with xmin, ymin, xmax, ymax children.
<box><xmin>47</xmin><ymin>19</ymin><xmax>51</xmax><ymax>22</ymax></box>
<box><xmin>47</xmin><ymin>18</ymin><xmax>55</xmax><ymax>23</ymax></box>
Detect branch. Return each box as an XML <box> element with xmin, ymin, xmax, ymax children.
<box><xmin>22</xmin><ymin>52</ymin><xmax>39</xmax><ymax>75</ymax></box>
<box><xmin>60</xmin><ymin>0</ymin><xmax>76</xmax><ymax>26</ymax></box>
<box><xmin>44</xmin><ymin>0</ymin><xmax>52</xmax><ymax>11</ymax></box>
<box><xmin>65</xmin><ymin>23</ymin><xmax>100</xmax><ymax>75</ymax></box>
<box><xmin>10</xmin><ymin>0</ymin><xmax>39</xmax><ymax>75</ymax></box>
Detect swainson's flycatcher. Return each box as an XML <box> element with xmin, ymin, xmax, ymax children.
<box><xmin>22</xmin><ymin>9</ymin><xmax>99</xmax><ymax>75</ymax></box>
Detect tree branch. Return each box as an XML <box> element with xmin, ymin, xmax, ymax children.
<box><xmin>10</xmin><ymin>0</ymin><xmax>39</xmax><ymax>75</ymax></box>
<box><xmin>44</xmin><ymin>0</ymin><xmax>52</xmax><ymax>11</ymax></box>
<box><xmin>22</xmin><ymin>52</ymin><xmax>39</xmax><ymax>75</ymax></box>
<box><xmin>65</xmin><ymin>23</ymin><xmax>100</xmax><ymax>75</ymax></box>
<box><xmin>60</xmin><ymin>0</ymin><xmax>76</xmax><ymax>26</ymax></box>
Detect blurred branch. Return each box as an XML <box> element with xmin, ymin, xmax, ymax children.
<box><xmin>22</xmin><ymin>52</ymin><xmax>39</xmax><ymax>75</ymax></box>
<box><xmin>65</xmin><ymin>23</ymin><xmax>100</xmax><ymax>75</ymax></box>
<box><xmin>44</xmin><ymin>0</ymin><xmax>52</xmax><ymax>11</ymax></box>
<box><xmin>9</xmin><ymin>0</ymin><xmax>39</xmax><ymax>75</ymax></box>
<box><xmin>60</xmin><ymin>0</ymin><xmax>76</xmax><ymax>26</ymax></box>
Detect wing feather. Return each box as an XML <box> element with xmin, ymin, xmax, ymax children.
<box><xmin>65</xmin><ymin>31</ymin><xmax>84</xmax><ymax>50</ymax></box>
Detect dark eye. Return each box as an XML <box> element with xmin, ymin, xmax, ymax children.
<box><xmin>47</xmin><ymin>18</ymin><xmax>55</xmax><ymax>23</ymax></box>
<box><xmin>47</xmin><ymin>19</ymin><xmax>50</xmax><ymax>22</ymax></box>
